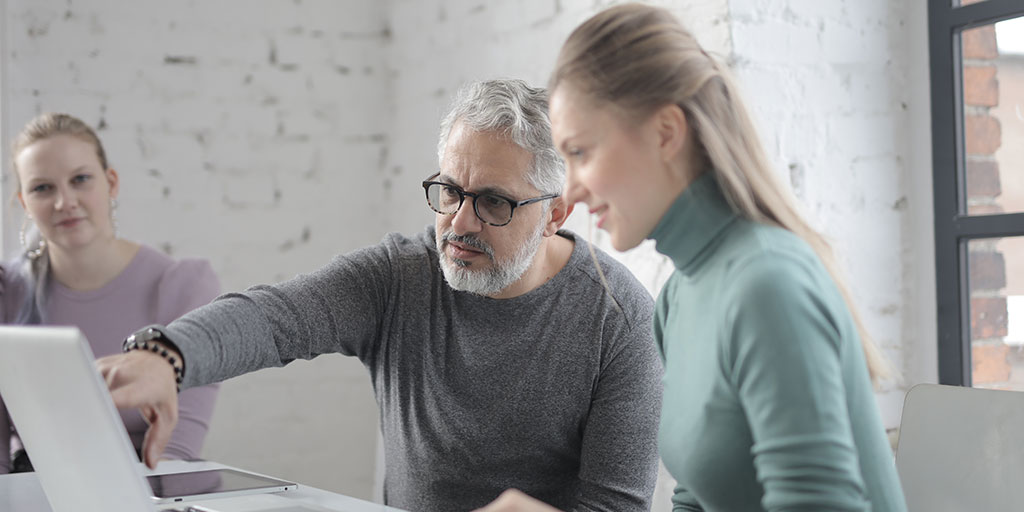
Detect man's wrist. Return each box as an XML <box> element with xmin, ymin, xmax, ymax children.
<box><xmin>123</xmin><ymin>326</ymin><xmax>185</xmax><ymax>392</ymax></box>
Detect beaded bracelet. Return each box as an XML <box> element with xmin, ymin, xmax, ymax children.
<box><xmin>123</xmin><ymin>328</ymin><xmax>184</xmax><ymax>393</ymax></box>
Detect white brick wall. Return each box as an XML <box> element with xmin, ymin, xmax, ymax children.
<box><xmin>1</xmin><ymin>0</ymin><xmax>389</xmax><ymax>498</ymax></box>
<box><xmin>727</xmin><ymin>0</ymin><xmax>937</xmax><ymax>426</ymax></box>
<box><xmin>1</xmin><ymin>0</ymin><xmax>936</xmax><ymax>505</ymax></box>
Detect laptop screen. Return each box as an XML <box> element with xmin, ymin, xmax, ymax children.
<box><xmin>0</xmin><ymin>326</ymin><xmax>156</xmax><ymax>511</ymax></box>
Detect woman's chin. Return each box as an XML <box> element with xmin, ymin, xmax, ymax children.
<box><xmin>608</xmin><ymin>230</ymin><xmax>642</xmax><ymax>252</ymax></box>
<box><xmin>50</xmin><ymin>234</ymin><xmax>100</xmax><ymax>252</ymax></box>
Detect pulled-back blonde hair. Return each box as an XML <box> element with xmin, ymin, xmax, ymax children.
<box><xmin>6</xmin><ymin>113</ymin><xmax>111</xmax><ymax>324</ymax></box>
<box><xmin>551</xmin><ymin>3</ymin><xmax>889</xmax><ymax>382</ymax></box>
<box><xmin>11</xmin><ymin>112</ymin><xmax>109</xmax><ymax>183</ymax></box>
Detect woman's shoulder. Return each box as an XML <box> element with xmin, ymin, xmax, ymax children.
<box><xmin>165</xmin><ymin>257</ymin><xmax>217</xmax><ymax>284</ymax></box>
<box><xmin>134</xmin><ymin>245</ymin><xmax>220</xmax><ymax>298</ymax></box>
<box><xmin>720</xmin><ymin>222</ymin><xmax>822</xmax><ymax>282</ymax></box>
<box><xmin>133</xmin><ymin>246</ymin><xmax>220</xmax><ymax>323</ymax></box>
<box><xmin>715</xmin><ymin>228</ymin><xmax>854</xmax><ymax>353</ymax></box>
<box><xmin>133</xmin><ymin>245</ymin><xmax>213</xmax><ymax>277</ymax></box>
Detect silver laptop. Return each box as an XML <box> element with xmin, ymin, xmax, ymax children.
<box><xmin>0</xmin><ymin>326</ymin><xmax>338</xmax><ymax>512</ymax></box>
<box><xmin>895</xmin><ymin>383</ymin><xmax>1024</xmax><ymax>512</ymax></box>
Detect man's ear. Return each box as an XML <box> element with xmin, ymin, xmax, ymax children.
<box><xmin>543</xmin><ymin>197</ymin><xmax>573</xmax><ymax>237</ymax></box>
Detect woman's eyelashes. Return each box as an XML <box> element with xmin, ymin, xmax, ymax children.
<box><xmin>26</xmin><ymin>172</ymin><xmax>93</xmax><ymax>195</ymax></box>
<box><xmin>564</xmin><ymin>146</ymin><xmax>587</xmax><ymax>162</ymax></box>
<box><xmin>30</xmin><ymin>183</ymin><xmax>53</xmax><ymax>194</ymax></box>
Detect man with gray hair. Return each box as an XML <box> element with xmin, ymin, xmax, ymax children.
<box><xmin>99</xmin><ymin>79</ymin><xmax>662</xmax><ymax>512</ymax></box>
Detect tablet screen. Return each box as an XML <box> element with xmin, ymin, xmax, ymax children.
<box><xmin>147</xmin><ymin>468</ymin><xmax>295</xmax><ymax>499</ymax></box>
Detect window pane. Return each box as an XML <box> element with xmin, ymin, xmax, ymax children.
<box><xmin>961</xmin><ymin>17</ymin><xmax>1024</xmax><ymax>215</ymax></box>
<box><xmin>968</xmin><ymin>236</ymin><xmax>1024</xmax><ymax>390</ymax></box>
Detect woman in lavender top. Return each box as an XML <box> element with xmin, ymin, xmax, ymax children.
<box><xmin>0</xmin><ymin>113</ymin><xmax>220</xmax><ymax>473</ymax></box>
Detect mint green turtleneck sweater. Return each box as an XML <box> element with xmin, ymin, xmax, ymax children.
<box><xmin>649</xmin><ymin>173</ymin><xmax>907</xmax><ymax>511</ymax></box>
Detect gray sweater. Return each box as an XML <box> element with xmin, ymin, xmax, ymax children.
<box><xmin>167</xmin><ymin>227</ymin><xmax>662</xmax><ymax>511</ymax></box>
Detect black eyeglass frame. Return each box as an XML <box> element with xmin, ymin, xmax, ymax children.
<box><xmin>421</xmin><ymin>173</ymin><xmax>559</xmax><ymax>227</ymax></box>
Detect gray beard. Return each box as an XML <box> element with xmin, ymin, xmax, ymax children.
<box><xmin>436</xmin><ymin>220</ymin><xmax>547</xmax><ymax>296</ymax></box>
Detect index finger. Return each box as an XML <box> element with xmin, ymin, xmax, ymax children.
<box><xmin>141</xmin><ymin>405</ymin><xmax>175</xmax><ymax>469</ymax></box>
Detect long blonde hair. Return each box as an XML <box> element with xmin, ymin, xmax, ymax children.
<box><xmin>551</xmin><ymin>3</ymin><xmax>890</xmax><ymax>382</ymax></box>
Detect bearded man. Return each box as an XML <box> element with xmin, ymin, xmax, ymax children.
<box><xmin>99</xmin><ymin>79</ymin><xmax>662</xmax><ymax>512</ymax></box>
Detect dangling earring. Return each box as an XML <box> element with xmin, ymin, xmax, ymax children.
<box><xmin>19</xmin><ymin>215</ymin><xmax>31</xmax><ymax>249</ymax></box>
<box><xmin>110</xmin><ymin>197</ymin><xmax>119</xmax><ymax>238</ymax></box>
<box><xmin>20</xmin><ymin>214</ymin><xmax>46</xmax><ymax>260</ymax></box>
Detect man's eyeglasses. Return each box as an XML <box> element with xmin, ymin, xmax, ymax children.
<box><xmin>422</xmin><ymin>173</ymin><xmax>558</xmax><ymax>227</ymax></box>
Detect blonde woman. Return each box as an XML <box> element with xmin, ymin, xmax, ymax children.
<box><xmin>0</xmin><ymin>113</ymin><xmax>220</xmax><ymax>473</ymax></box>
<box><xmin>479</xmin><ymin>4</ymin><xmax>907</xmax><ymax>511</ymax></box>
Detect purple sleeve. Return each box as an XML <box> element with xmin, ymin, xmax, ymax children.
<box><xmin>155</xmin><ymin>258</ymin><xmax>222</xmax><ymax>460</ymax></box>
<box><xmin>165</xmin><ymin>385</ymin><xmax>218</xmax><ymax>460</ymax></box>
<box><xmin>1</xmin><ymin>264</ymin><xmax>15</xmax><ymax>472</ymax></box>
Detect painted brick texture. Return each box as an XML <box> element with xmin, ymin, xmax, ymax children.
<box><xmin>728</xmin><ymin>0</ymin><xmax>929</xmax><ymax>423</ymax></box>
<box><xmin>5</xmin><ymin>1</ymin><xmax>393</xmax><ymax>289</ymax></box>
<box><xmin>2</xmin><ymin>0</ymin><xmax>389</xmax><ymax>499</ymax></box>
<box><xmin>1</xmin><ymin>0</ymin><xmax>938</xmax><ymax>504</ymax></box>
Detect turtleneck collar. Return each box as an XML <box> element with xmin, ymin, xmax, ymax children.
<box><xmin>648</xmin><ymin>172</ymin><xmax>738</xmax><ymax>275</ymax></box>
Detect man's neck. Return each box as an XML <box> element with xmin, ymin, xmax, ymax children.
<box><xmin>488</xmin><ymin>233</ymin><xmax>574</xmax><ymax>299</ymax></box>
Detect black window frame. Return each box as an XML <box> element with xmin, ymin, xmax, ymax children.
<box><xmin>929</xmin><ymin>0</ymin><xmax>1024</xmax><ymax>386</ymax></box>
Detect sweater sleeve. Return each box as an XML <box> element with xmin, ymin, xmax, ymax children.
<box><xmin>0</xmin><ymin>264</ymin><xmax>17</xmax><ymax>473</ymax></box>
<box><xmin>0</xmin><ymin>266</ymin><xmax>8</xmax><ymax>473</ymax></box>
<box><xmin>166</xmin><ymin>241</ymin><xmax>393</xmax><ymax>389</ymax></box>
<box><xmin>670</xmin><ymin>483</ymin><xmax>704</xmax><ymax>511</ymax></box>
<box><xmin>574</xmin><ymin>308</ymin><xmax>662</xmax><ymax>512</ymax></box>
<box><xmin>723</xmin><ymin>253</ymin><xmax>869</xmax><ymax>511</ymax></box>
<box><xmin>155</xmin><ymin>258</ymin><xmax>222</xmax><ymax>460</ymax></box>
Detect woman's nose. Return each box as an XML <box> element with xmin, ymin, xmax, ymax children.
<box><xmin>562</xmin><ymin>172</ymin><xmax>588</xmax><ymax>206</ymax></box>
<box><xmin>54</xmin><ymin>188</ymin><xmax>76</xmax><ymax>211</ymax></box>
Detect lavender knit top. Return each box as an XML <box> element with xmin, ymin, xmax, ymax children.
<box><xmin>0</xmin><ymin>245</ymin><xmax>221</xmax><ymax>473</ymax></box>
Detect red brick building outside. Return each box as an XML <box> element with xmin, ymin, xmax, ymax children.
<box><xmin>963</xmin><ymin>19</ymin><xmax>1024</xmax><ymax>389</ymax></box>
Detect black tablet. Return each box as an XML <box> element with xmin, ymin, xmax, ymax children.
<box><xmin>148</xmin><ymin>468</ymin><xmax>297</xmax><ymax>504</ymax></box>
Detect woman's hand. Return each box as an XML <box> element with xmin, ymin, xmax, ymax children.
<box><xmin>474</xmin><ymin>490</ymin><xmax>561</xmax><ymax>512</ymax></box>
<box><xmin>96</xmin><ymin>351</ymin><xmax>179</xmax><ymax>469</ymax></box>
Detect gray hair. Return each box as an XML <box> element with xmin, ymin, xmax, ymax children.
<box><xmin>437</xmin><ymin>79</ymin><xmax>564</xmax><ymax>195</ymax></box>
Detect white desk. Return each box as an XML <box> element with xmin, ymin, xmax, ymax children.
<box><xmin>0</xmin><ymin>459</ymin><xmax>405</xmax><ymax>512</ymax></box>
